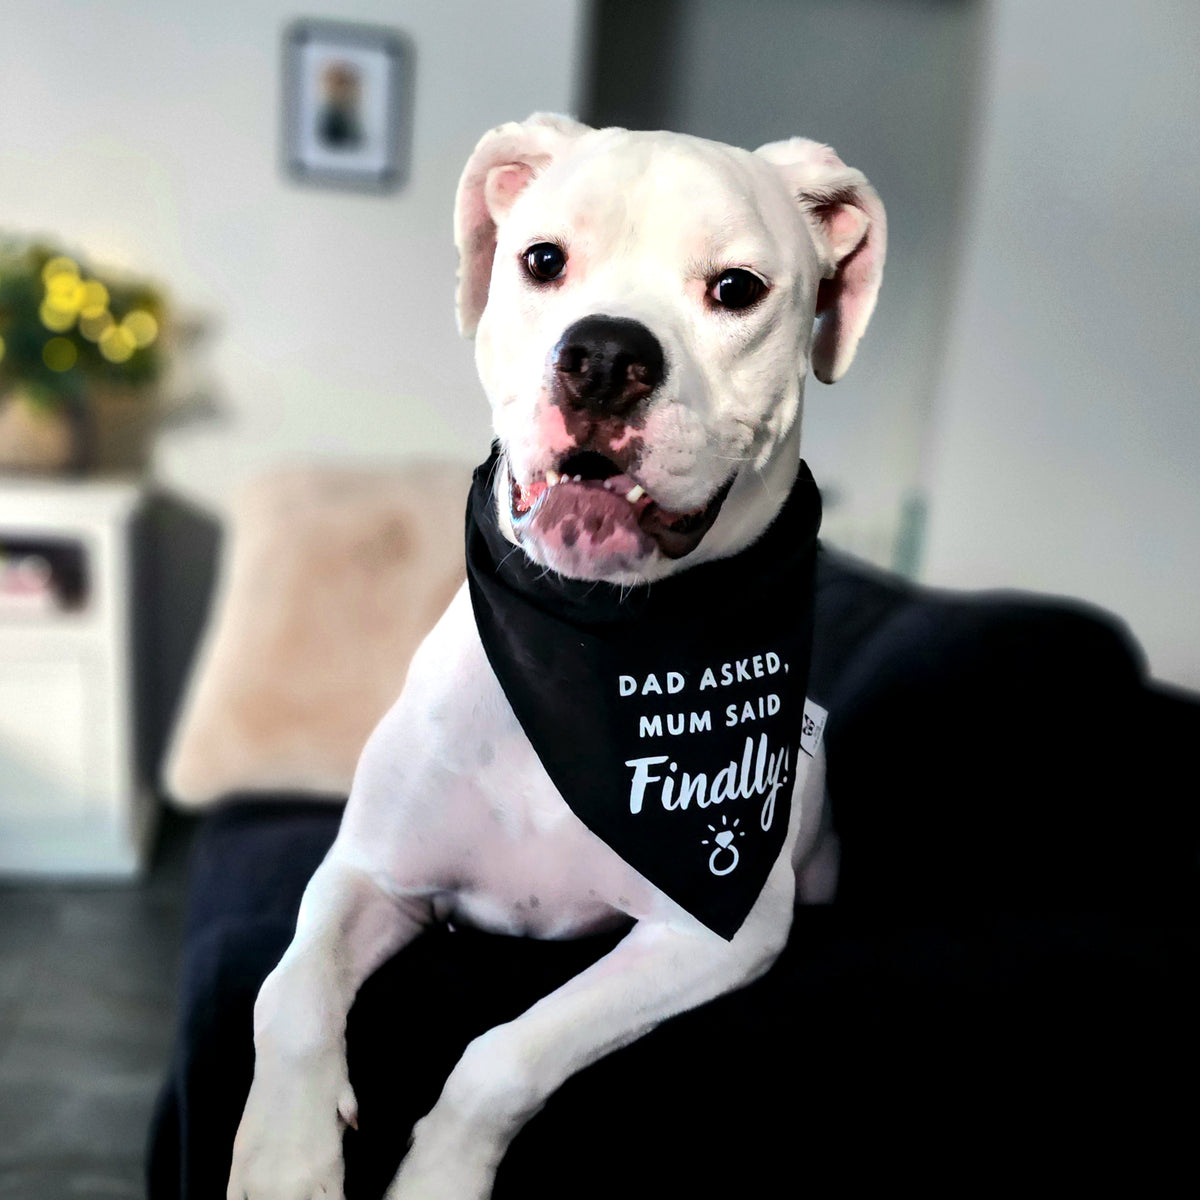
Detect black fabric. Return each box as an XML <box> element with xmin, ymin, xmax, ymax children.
<box><xmin>152</xmin><ymin>889</ymin><xmax>1199</xmax><ymax>1197</ymax></box>
<box><xmin>147</xmin><ymin>800</ymin><xmax>344</xmax><ymax>1200</ymax></box>
<box><xmin>148</xmin><ymin>551</ymin><xmax>1200</xmax><ymax>1198</ymax></box>
<box><xmin>466</xmin><ymin>448</ymin><xmax>822</xmax><ymax>938</ymax></box>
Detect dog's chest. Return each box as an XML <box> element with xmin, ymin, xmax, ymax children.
<box><xmin>436</xmin><ymin>729</ymin><xmax>661</xmax><ymax>937</ymax></box>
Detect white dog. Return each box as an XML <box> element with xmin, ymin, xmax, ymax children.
<box><xmin>227</xmin><ymin>113</ymin><xmax>885</xmax><ymax>1200</ymax></box>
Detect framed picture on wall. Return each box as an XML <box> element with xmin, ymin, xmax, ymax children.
<box><xmin>282</xmin><ymin>19</ymin><xmax>413</xmax><ymax>193</ymax></box>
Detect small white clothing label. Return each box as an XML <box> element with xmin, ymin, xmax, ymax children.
<box><xmin>799</xmin><ymin>698</ymin><xmax>828</xmax><ymax>758</ymax></box>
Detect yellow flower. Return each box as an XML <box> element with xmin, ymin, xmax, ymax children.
<box><xmin>42</xmin><ymin>336</ymin><xmax>78</xmax><ymax>372</ymax></box>
<box><xmin>99</xmin><ymin>323</ymin><xmax>136</xmax><ymax>363</ymax></box>
<box><xmin>79</xmin><ymin>310</ymin><xmax>114</xmax><ymax>342</ymax></box>
<box><xmin>79</xmin><ymin>280</ymin><xmax>109</xmax><ymax>319</ymax></box>
<box><xmin>39</xmin><ymin>298</ymin><xmax>77</xmax><ymax>332</ymax></box>
<box><xmin>41</xmin><ymin>256</ymin><xmax>79</xmax><ymax>286</ymax></box>
<box><xmin>122</xmin><ymin>309</ymin><xmax>158</xmax><ymax>348</ymax></box>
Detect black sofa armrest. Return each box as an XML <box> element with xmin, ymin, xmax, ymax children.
<box><xmin>149</xmin><ymin>799</ymin><xmax>345</xmax><ymax>1200</ymax></box>
<box><xmin>814</xmin><ymin>547</ymin><xmax>1197</xmax><ymax>911</ymax></box>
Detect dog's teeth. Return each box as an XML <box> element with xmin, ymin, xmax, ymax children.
<box><xmin>625</xmin><ymin>484</ymin><xmax>645</xmax><ymax>503</ymax></box>
<box><xmin>602</xmin><ymin>480</ymin><xmax>613</xmax><ymax>490</ymax></box>
<box><xmin>546</xmin><ymin>469</ymin><xmax>560</xmax><ymax>485</ymax></box>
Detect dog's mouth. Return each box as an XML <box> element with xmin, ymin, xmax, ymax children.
<box><xmin>509</xmin><ymin>449</ymin><xmax>735</xmax><ymax>561</ymax></box>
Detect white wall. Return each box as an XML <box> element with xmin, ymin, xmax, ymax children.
<box><xmin>921</xmin><ymin>0</ymin><xmax>1200</xmax><ymax>689</ymax></box>
<box><xmin>0</xmin><ymin>0</ymin><xmax>587</xmax><ymax>514</ymax></box>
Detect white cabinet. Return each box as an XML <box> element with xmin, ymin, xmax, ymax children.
<box><xmin>0</xmin><ymin>478</ymin><xmax>154</xmax><ymax>876</ymax></box>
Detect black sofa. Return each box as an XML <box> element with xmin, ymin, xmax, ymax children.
<box><xmin>148</xmin><ymin>547</ymin><xmax>1198</xmax><ymax>1197</ymax></box>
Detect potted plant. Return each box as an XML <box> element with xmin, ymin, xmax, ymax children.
<box><xmin>0</xmin><ymin>238</ymin><xmax>168</xmax><ymax>473</ymax></box>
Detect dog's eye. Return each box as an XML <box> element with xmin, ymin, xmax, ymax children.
<box><xmin>524</xmin><ymin>243</ymin><xmax>567</xmax><ymax>283</ymax></box>
<box><xmin>708</xmin><ymin>269</ymin><xmax>767</xmax><ymax>311</ymax></box>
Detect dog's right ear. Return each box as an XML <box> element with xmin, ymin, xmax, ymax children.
<box><xmin>755</xmin><ymin>137</ymin><xmax>886</xmax><ymax>384</ymax></box>
<box><xmin>454</xmin><ymin>113</ymin><xmax>591</xmax><ymax>337</ymax></box>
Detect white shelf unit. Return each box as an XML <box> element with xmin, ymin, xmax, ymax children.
<box><xmin>0</xmin><ymin>477</ymin><xmax>154</xmax><ymax>877</ymax></box>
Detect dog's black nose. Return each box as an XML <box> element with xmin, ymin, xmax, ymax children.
<box><xmin>552</xmin><ymin>316</ymin><xmax>665</xmax><ymax>418</ymax></box>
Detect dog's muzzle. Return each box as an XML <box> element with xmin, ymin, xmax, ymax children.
<box><xmin>552</xmin><ymin>315</ymin><xmax>665</xmax><ymax>420</ymax></box>
<box><xmin>506</xmin><ymin>314</ymin><xmax>734</xmax><ymax>574</ymax></box>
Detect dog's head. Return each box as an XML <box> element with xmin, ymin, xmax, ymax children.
<box><xmin>456</xmin><ymin>115</ymin><xmax>885</xmax><ymax>584</ymax></box>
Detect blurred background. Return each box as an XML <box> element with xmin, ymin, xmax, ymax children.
<box><xmin>4</xmin><ymin>0</ymin><xmax>1198</xmax><ymax>677</ymax></box>
<box><xmin>0</xmin><ymin>0</ymin><xmax>1196</xmax><ymax>1194</ymax></box>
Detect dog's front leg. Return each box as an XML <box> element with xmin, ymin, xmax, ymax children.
<box><xmin>386</xmin><ymin>862</ymin><xmax>795</xmax><ymax>1200</ymax></box>
<box><xmin>227</xmin><ymin>854</ymin><xmax>430</xmax><ymax>1200</ymax></box>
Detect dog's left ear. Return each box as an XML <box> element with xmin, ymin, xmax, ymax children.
<box><xmin>755</xmin><ymin>138</ymin><xmax>887</xmax><ymax>383</ymax></box>
<box><xmin>454</xmin><ymin>113</ymin><xmax>592</xmax><ymax>337</ymax></box>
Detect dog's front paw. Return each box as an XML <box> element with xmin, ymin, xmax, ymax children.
<box><xmin>383</xmin><ymin>1110</ymin><xmax>500</xmax><ymax>1200</ymax></box>
<box><xmin>226</xmin><ymin>1048</ymin><xmax>357</xmax><ymax>1200</ymax></box>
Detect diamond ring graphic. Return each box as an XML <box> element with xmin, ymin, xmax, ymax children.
<box><xmin>701</xmin><ymin>816</ymin><xmax>744</xmax><ymax>876</ymax></box>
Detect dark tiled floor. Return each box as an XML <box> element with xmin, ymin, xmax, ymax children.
<box><xmin>0</xmin><ymin>809</ymin><xmax>196</xmax><ymax>1200</ymax></box>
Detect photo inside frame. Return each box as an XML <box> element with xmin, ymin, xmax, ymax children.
<box><xmin>297</xmin><ymin>40</ymin><xmax>393</xmax><ymax>175</ymax></box>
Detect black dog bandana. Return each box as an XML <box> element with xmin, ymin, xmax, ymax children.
<box><xmin>466</xmin><ymin>448</ymin><xmax>822</xmax><ymax>940</ymax></box>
